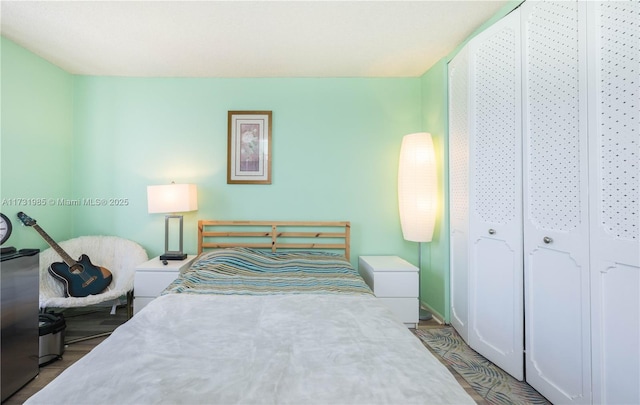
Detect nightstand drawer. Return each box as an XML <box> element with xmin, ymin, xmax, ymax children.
<box><xmin>134</xmin><ymin>271</ymin><xmax>179</xmax><ymax>296</ymax></box>
<box><xmin>133</xmin><ymin>255</ymin><xmax>196</xmax><ymax>315</ymax></box>
<box><xmin>365</xmin><ymin>271</ymin><xmax>418</xmax><ymax>297</ymax></box>
<box><xmin>133</xmin><ymin>297</ymin><xmax>155</xmax><ymax>313</ymax></box>
<box><xmin>358</xmin><ymin>255</ymin><xmax>419</xmax><ymax>328</ymax></box>
<box><xmin>379</xmin><ymin>298</ymin><xmax>419</xmax><ymax>324</ymax></box>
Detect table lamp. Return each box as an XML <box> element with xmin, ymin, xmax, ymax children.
<box><xmin>147</xmin><ymin>183</ymin><xmax>198</xmax><ymax>260</ymax></box>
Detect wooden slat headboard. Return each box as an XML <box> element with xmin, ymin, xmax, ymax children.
<box><xmin>198</xmin><ymin>220</ymin><xmax>351</xmax><ymax>260</ymax></box>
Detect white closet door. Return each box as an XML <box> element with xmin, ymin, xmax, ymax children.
<box><xmin>522</xmin><ymin>1</ymin><xmax>591</xmax><ymax>403</ymax></box>
<box><xmin>468</xmin><ymin>9</ymin><xmax>524</xmax><ymax>381</ymax></box>
<box><xmin>588</xmin><ymin>2</ymin><xmax>640</xmax><ymax>404</ymax></box>
<box><xmin>448</xmin><ymin>45</ymin><xmax>470</xmax><ymax>343</ymax></box>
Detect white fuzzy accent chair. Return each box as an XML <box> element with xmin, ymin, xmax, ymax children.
<box><xmin>39</xmin><ymin>235</ymin><xmax>148</xmax><ymax>318</ymax></box>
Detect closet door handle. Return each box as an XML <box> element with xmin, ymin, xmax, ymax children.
<box><xmin>543</xmin><ymin>236</ymin><xmax>553</xmax><ymax>244</ymax></box>
<box><xmin>488</xmin><ymin>229</ymin><xmax>496</xmax><ymax>235</ymax></box>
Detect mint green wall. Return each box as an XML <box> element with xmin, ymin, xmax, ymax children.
<box><xmin>420</xmin><ymin>0</ymin><xmax>523</xmax><ymax>322</ymax></box>
<box><xmin>419</xmin><ymin>60</ymin><xmax>449</xmax><ymax>319</ymax></box>
<box><xmin>71</xmin><ymin>76</ymin><xmax>422</xmax><ymax>266</ymax></box>
<box><xmin>0</xmin><ymin>37</ymin><xmax>74</xmax><ymax>250</ymax></box>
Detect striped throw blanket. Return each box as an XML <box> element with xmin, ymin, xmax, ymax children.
<box><xmin>163</xmin><ymin>248</ymin><xmax>373</xmax><ymax>296</ymax></box>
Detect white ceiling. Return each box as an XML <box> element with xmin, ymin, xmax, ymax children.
<box><xmin>0</xmin><ymin>1</ymin><xmax>509</xmax><ymax>78</ymax></box>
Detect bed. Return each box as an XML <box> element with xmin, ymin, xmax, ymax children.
<box><xmin>26</xmin><ymin>221</ymin><xmax>474</xmax><ymax>404</ymax></box>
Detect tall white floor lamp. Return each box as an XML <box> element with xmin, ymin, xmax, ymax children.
<box><xmin>398</xmin><ymin>132</ymin><xmax>438</xmax><ymax>321</ymax></box>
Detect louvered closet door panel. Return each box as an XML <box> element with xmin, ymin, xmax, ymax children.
<box><xmin>521</xmin><ymin>1</ymin><xmax>591</xmax><ymax>403</ymax></box>
<box><xmin>468</xmin><ymin>9</ymin><xmax>524</xmax><ymax>381</ymax></box>
<box><xmin>448</xmin><ymin>45</ymin><xmax>470</xmax><ymax>343</ymax></box>
<box><xmin>588</xmin><ymin>2</ymin><xmax>640</xmax><ymax>404</ymax></box>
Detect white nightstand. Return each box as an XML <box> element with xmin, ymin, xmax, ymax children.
<box><xmin>133</xmin><ymin>255</ymin><xmax>196</xmax><ymax>315</ymax></box>
<box><xmin>358</xmin><ymin>256</ymin><xmax>419</xmax><ymax>328</ymax></box>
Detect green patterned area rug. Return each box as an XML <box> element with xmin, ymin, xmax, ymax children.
<box><xmin>414</xmin><ymin>327</ymin><xmax>551</xmax><ymax>405</ymax></box>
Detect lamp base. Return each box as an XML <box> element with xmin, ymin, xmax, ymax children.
<box><xmin>419</xmin><ymin>308</ymin><xmax>433</xmax><ymax>321</ymax></box>
<box><xmin>160</xmin><ymin>253</ymin><xmax>187</xmax><ymax>261</ymax></box>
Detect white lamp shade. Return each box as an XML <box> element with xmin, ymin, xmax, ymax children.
<box><xmin>147</xmin><ymin>184</ymin><xmax>198</xmax><ymax>213</ymax></box>
<box><xmin>398</xmin><ymin>132</ymin><xmax>437</xmax><ymax>242</ymax></box>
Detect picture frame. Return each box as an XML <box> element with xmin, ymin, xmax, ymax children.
<box><xmin>227</xmin><ymin>111</ymin><xmax>272</xmax><ymax>184</ymax></box>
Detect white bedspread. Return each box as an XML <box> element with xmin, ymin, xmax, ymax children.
<box><xmin>27</xmin><ymin>294</ymin><xmax>474</xmax><ymax>405</ymax></box>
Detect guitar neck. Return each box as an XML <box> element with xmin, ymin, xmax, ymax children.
<box><xmin>32</xmin><ymin>224</ymin><xmax>75</xmax><ymax>266</ymax></box>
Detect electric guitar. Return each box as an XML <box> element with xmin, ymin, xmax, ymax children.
<box><xmin>17</xmin><ymin>212</ymin><xmax>113</xmax><ymax>298</ymax></box>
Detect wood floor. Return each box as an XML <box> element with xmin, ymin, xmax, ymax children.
<box><xmin>4</xmin><ymin>307</ymin><xmax>480</xmax><ymax>405</ymax></box>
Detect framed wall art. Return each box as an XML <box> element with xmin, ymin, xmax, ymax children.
<box><xmin>227</xmin><ymin>111</ymin><xmax>272</xmax><ymax>184</ymax></box>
